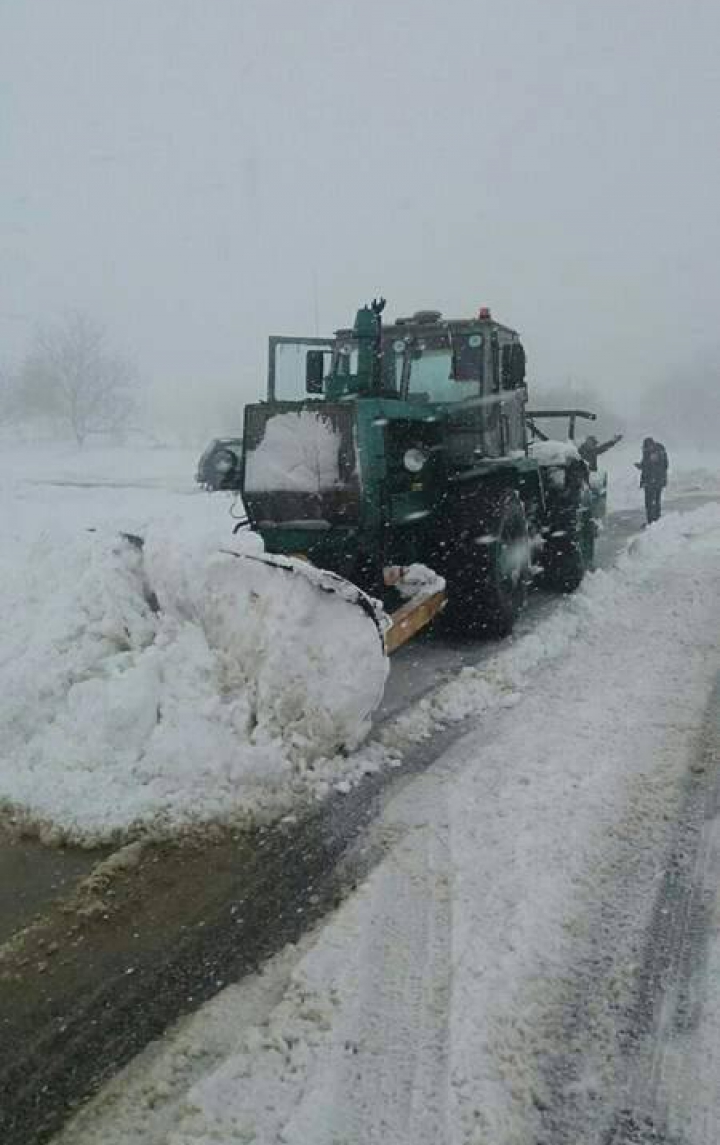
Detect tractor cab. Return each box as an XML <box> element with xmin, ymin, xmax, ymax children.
<box><xmin>242</xmin><ymin>301</ymin><xmax>540</xmax><ymax>598</ymax></box>
<box><xmin>266</xmin><ymin>302</ymin><xmax>530</xmax><ymax>461</ymax></box>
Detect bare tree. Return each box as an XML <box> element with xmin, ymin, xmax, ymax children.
<box><xmin>20</xmin><ymin>312</ymin><xmax>139</xmax><ymax>446</ymax></box>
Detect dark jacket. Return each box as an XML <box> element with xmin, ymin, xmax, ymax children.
<box><xmin>637</xmin><ymin>442</ymin><xmax>669</xmax><ymax>488</ymax></box>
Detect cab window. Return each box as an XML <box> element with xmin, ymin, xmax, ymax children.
<box><xmin>408</xmin><ymin>345</ymin><xmax>481</xmax><ymax>403</ymax></box>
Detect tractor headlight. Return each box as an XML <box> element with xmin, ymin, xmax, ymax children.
<box><xmin>403</xmin><ymin>447</ymin><xmax>429</xmax><ymax>474</ymax></box>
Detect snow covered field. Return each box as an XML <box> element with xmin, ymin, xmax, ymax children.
<box><xmin>52</xmin><ymin>490</ymin><xmax>720</xmax><ymax>1142</ymax></box>
<box><xmin>2</xmin><ymin>440</ymin><xmax>720</xmax><ymax>848</ymax></box>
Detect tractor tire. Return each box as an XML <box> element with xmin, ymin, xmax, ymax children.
<box><xmin>442</xmin><ymin>486</ymin><xmax>530</xmax><ymax>638</ymax></box>
<box><xmin>541</xmin><ymin>511</ymin><xmax>595</xmax><ymax>593</ymax></box>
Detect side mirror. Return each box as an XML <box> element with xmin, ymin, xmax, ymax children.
<box><xmin>511</xmin><ymin>342</ymin><xmax>526</xmax><ymax>388</ymax></box>
<box><xmin>305</xmin><ymin>350</ymin><xmax>325</xmax><ymax>394</ymax></box>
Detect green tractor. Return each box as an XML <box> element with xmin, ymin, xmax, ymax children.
<box><xmin>239</xmin><ymin>300</ymin><xmax>596</xmax><ymax>652</ymax></box>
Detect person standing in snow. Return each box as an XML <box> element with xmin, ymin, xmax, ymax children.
<box><xmin>578</xmin><ymin>432</ymin><xmax>623</xmax><ymax>471</ymax></box>
<box><xmin>635</xmin><ymin>437</ymin><xmax>669</xmax><ymax>524</ymax></box>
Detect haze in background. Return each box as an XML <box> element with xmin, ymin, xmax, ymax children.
<box><xmin>1</xmin><ymin>0</ymin><xmax>719</xmax><ymax>445</ymax></box>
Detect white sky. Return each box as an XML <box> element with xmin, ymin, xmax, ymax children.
<box><xmin>2</xmin><ymin>0</ymin><xmax>719</xmax><ymax>422</ymax></box>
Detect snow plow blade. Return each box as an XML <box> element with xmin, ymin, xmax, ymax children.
<box><xmin>221</xmin><ymin>549</ymin><xmax>389</xmax><ymax>648</ymax></box>
<box><xmin>382</xmin><ymin>564</ymin><xmax>447</xmax><ymax>654</ymax></box>
<box><xmin>118</xmin><ymin>534</ymin><xmax>390</xmax><ymax>752</ymax></box>
<box><xmin>225</xmin><ymin>553</ymin><xmax>446</xmax><ymax>656</ymax></box>
<box><xmin>385</xmin><ymin>591</ymin><xmax>447</xmax><ymax>652</ymax></box>
<box><xmin>125</xmin><ymin>531</ymin><xmax>443</xmax><ymax>663</ymax></box>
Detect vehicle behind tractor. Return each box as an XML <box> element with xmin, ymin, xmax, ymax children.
<box><xmin>239</xmin><ymin>300</ymin><xmax>597</xmax><ymax>653</ymax></box>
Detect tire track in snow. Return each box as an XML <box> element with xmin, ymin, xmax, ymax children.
<box><xmin>533</xmin><ymin>677</ymin><xmax>720</xmax><ymax>1145</ymax></box>
<box><xmin>602</xmin><ymin>676</ymin><xmax>720</xmax><ymax>1145</ymax></box>
<box><xmin>296</xmin><ymin>783</ymin><xmax>453</xmax><ymax>1144</ymax></box>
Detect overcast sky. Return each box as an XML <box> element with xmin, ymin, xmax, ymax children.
<box><xmin>2</xmin><ymin>0</ymin><xmax>719</xmax><ymax>428</ymax></box>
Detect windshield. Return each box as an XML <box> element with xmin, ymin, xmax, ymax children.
<box><xmin>407</xmin><ymin>345</ymin><xmax>482</xmax><ymax>403</ymax></box>
<box><xmin>330</xmin><ymin>333</ymin><xmax>483</xmax><ymax>401</ymax></box>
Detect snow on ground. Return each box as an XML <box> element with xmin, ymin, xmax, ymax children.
<box><xmin>0</xmin><ymin>439</ymin><xmax>200</xmax><ymax>490</ymax></box>
<box><xmin>0</xmin><ymin>444</ymin><xmax>387</xmax><ymax>845</ymax></box>
<box><xmin>55</xmin><ymin>503</ymin><xmax>720</xmax><ymax>1145</ymax></box>
<box><xmin>2</xmin><ymin>439</ymin><xmax>720</xmax><ymax>846</ymax></box>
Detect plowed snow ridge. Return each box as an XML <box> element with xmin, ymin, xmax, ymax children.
<box><xmin>0</xmin><ymin>522</ymin><xmax>387</xmax><ymax>844</ymax></box>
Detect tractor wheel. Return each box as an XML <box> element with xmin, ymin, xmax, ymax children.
<box><xmin>541</xmin><ymin>510</ymin><xmax>595</xmax><ymax>592</ymax></box>
<box><xmin>443</xmin><ymin>487</ymin><xmax>530</xmax><ymax>638</ymax></box>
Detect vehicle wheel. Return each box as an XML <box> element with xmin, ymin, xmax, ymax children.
<box><xmin>443</xmin><ymin>487</ymin><xmax>530</xmax><ymax>637</ymax></box>
<box><xmin>541</xmin><ymin>510</ymin><xmax>594</xmax><ymax>592</ymax></box>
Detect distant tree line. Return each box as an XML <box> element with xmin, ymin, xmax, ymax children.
<box><xmin>1</xmin><ymin>311</ymin><xmax>140</xmax><ymax>446</ymax></box>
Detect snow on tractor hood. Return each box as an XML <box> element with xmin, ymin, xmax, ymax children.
<box><xmin>529</xmin><ymin>439</ymin><xmax>582</xmax><ymax>466</ymax></box>
<box><xmin>244</xmin><ymin>408</ymin><xmax>345</xmax><ymax>493</ymax></box>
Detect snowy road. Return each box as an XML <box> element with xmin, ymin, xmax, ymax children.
<box><xmin>599</xmin><ymin>676</ymin><xmax>720</xmax><ymax>1145</ymax></box>
<box><xmin>2</xmin><ymin>499</ymin><xmax>713</xmax><ymax>1145</ymax></box>
<box><xmin>2</xmin><ymin>445</ymin><xmax>720</xmax><ymax>1144</ymax></box>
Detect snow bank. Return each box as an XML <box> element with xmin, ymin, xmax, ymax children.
<box><xmin>0</xmin><ymin>525</ymin><xmax>387</xmax><ymax>845</ymax></box>
<box><xmin>392</xmin><ymin>562</ymin><xmax>446</xmax><ymax>601</ymax></box>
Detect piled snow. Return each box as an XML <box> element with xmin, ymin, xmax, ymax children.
<box><xmin>0</xmin><ymin>445</ymin><xmax>387</xmax><ymax>845</ymax></box>
<box><xmin>392</xmin><ymin>562</ymin><xmax>446</xmax><ymax>601</ymax></box>
<box><xmin>56</xmin><ymin>502</ymin><xmax>720</xmax><ymax>1145</ymax></box>
<box><xmin>0</xmin><ymin>525</ymin><xmax>387</xmax><ymax>844</ymax></box>
<box><xmin>529</xmin><ymin>438</ymin><xmax>581</xmax><ymax>465</ymax></box>
<box><xmin>244</xmin><ymin>409</ymin><xmax>343</xmax><ymax>492</ymax></box>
